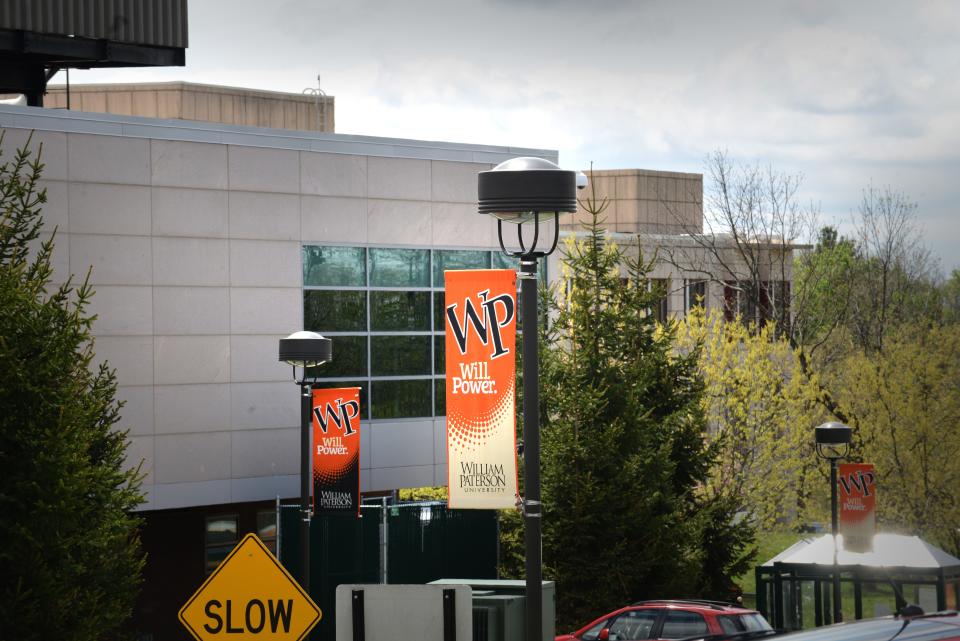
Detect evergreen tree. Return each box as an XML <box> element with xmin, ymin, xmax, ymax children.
<box><xmin>506</xmin><ymin>187</ymin><xmax>754</xmax><ymax>629</ymax></box>
<box><xmin>0</xmin><ymin>135</ymin><xmax>145</xmax><ymax>640</ymax></box>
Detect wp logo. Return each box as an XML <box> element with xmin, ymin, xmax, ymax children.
<box><xmin>445</xmin><ymin>289</ymin><xmax>515</xmax><ymax>360</ymax></box>
<box><xmin>313</xmin><ymin>399</ymin><xmax>360</xmax><ymax>436</ymax></box>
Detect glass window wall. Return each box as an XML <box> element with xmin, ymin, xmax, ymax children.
<box><xmin>303</xmin><ymin>245</ymin><xmax>533</xmax><ymax>420</ymax></box>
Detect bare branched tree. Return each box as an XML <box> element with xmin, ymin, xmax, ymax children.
<box><xmin>657</xmin><ymin>150</ymin><xmax>826</xmax><ymax>346</ymax></box>
<box><xmin>847</xmin><ymin>184</ymin><xmax>941</xmax><ymax>353</ymax></box>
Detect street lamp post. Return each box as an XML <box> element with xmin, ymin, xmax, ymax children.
<box><xmin>815</xmin><ymin>421</ymin><xmax>852</xmax><ymax>625</ymax></box>
<box><xmin>279</xmin><ymin>331</ymin><xmax>333</xmax><ymax>594</ymax></box>
<box><xmin>478</xmin><ymin>157</ymin><xmax>579</xmax><ymax>641</ymax></box>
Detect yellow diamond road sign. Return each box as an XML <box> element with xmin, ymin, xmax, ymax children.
<box><xmin>179</xmin><ymin>533</ymin><xmax>321</xmax><ymax>641</ymax></box>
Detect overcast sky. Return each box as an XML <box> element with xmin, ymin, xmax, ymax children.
<box><xmin>74</xmin><ymin>0</ymin><xmax>960</xmax><ymax>271</ymax></box>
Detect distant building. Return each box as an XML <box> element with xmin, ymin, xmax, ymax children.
<box><xmin>556</xmin><ymin>168</ymin><xmax>800</xmax><ymax>326</ymax></box>
<box><xmin>44</xmin><ymin>81</ymin><xmax>335</xmax><ymax>133</ymax></box>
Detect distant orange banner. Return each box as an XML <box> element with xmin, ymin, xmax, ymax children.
<box><xmin>839</xmin><ymin>463</ymin><xmax>877</xmax><ymax>553</ymax></box>
<box><xmin>444</xmin><ymin>269</ymin><xmax>518</xmax><ymax>509</ymax></box>
<box><xmin>312</xmin><ymin>387</ymin><xmax>361</xmax><ymax>516</ymax></box>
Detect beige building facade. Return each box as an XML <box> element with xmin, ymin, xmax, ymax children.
<box><xmin>43</xmin><ymin>81</ymin><xmax>335</xmax><ymax>132</ymax></box>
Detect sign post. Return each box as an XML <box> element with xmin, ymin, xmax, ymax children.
<box><xmin>179</xmin><ymin>533</ymin><xmax>321</xmax><ymax>641</ymax></box>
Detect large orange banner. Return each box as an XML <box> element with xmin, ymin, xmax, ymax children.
<box><xmin>312</xmin><ymin>387</ymin><xmax>361</xmax><ymax>516</ymax></box>
<box><xmin>444</xmin><ymin>269</ymin><xmax>518</xmax><ymax>509</ymax></box>
<box><xmin>838</xmin><ymin>463</ymin><xmax>877</xmax><ymax>553</ymax></box>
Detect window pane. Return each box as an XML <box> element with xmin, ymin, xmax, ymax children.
<box><xmin>434</xmin><ymin>378</ymin><xmax>445</xmax><ymax>416</ymax></box>
<box><xmin>307</xmin><ymin>335</ymin><xmax>367</xmax><ymax>378</ymax></box>
<box><xmin>303</xmin><ymin>246</ymin><xmax>365</xmax><ymax>286</ymax></box>
<box><xmin>434</xmin><ymin>291</ymin><xmax>446</xmax><ymax>330</ymax></box>
<box><xmin>610</xmin><ymin>611</ymin><xmax>658</xmax><ymax>640</ymax></box>
<box><xmin>369</xmin><ymin>248</ymin><xmax>429</xmax><ymax>287</ymax></box>
<box><xmin>661</xmin><ymin>612</ymin><xmax>707</xmax><ymax>639</ymax></box>
<box><xmin>372</xmin><ymin>379</ymin><xmax>432</xmax><ymax>419</ymax></box>
<box><xmin>205</xmin><ymin>545</ymin><xmax>233</xmax><ymax>573</ymax></box>
<box><xmin>370</xmin><ymin>336</ymin><xmax>431</xmax><ymax>376</ymax></box>
<box><xmin>433</xmin><ymin>249</ymin><xmax>491</xmax><ymax>286</ymax></box>
<box><xmin>490</xmin><ymin>252</ymin><xmax>516</xmax><ymax>271</ymax></box>
<box><xmin>256</xmin><ymin>511</ymin><xmax>277</xmax><ymax>540</ymax></box>
<box><xmin>304</xmin><ymin>290</ymin><xmax>366</xmax><ymax>332</ymax></box>
<box><xmin>434</xmin><ymin>335</ymin><xmax>445</xmax><ymax>373</ymax></box>
<box><xmin>205</xmin><ymin>516</ymin><xmax>237</xmax><ymax>545</ymax></box>
<box><xmin>312</xmin><ymin>380</ymin><xmax>368</xmax><ymax>420</ymax></box>
<box><xmin>370</xmin><ymin>291</ymin><xmax>430</xmax><ymax>331</ymax></box>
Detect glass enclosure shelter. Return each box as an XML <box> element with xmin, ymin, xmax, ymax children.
<box><xmin>756</xmin><ymin>534</ymin><xmax>960</xmax><ymax>631</ymax></box>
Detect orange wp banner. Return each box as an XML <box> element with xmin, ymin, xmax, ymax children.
<box><xmin>312</xmin><ymin>387</ymin><xmax>361</xmax><ymax>516</ymax></box>
<box><xmin>839</xmin><ymin>463</ymin><xmax>877</xmax><ymax>553</ymax></box>
<box><xmin>444</xmin><ymin>269</ymin><xmax>519</xmax><ymax>509</ymax></box>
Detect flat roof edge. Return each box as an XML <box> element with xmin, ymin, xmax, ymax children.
<box><xmin>0</xmin><ymin>105</ymin><xmax>558</xmax><ymax>164</ymax></box>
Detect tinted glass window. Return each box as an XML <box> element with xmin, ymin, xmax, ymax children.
<box><xmin>369</xmin><ymin>248</ymin><xmax>429</xmax><ymax>287</ymax></box>
<box><xmin>608</xmin><ymin>610</ymin><xmax>659</xmax><ymax>640</ymax></box>
<box><xmin>204</xmin><ymin>515</ymin><xmax>238</xmax><ymax>573</ymax></box>
<box><xmin>434</xmin><ymin>291</ymin><xmax>446</xmax><ymax>330</ymax></box>
<box><xmin>660</xmin><ymin>611</ymin><xmax>708</xmax><ymax>639</ymax></box>
<box><xmin>434</xmin><ymin>335</ymin><xmax>445</xmax><ymax>373</ymax></box>
<box><xmin>307</xmin><ymin>335</ymin><xmax>367</xmax><ymax>378</ymax></box>
<box><xmin>371</xmin><ymin>379</ymin><xmax>431</xmax><ymax>419</ymax></box>
<box><xmin>303</xmin><ymin>246</ymin><xmax>365</xmax><ymax>286</ymax></box>
<box><xmin>304</xmin><ymin>290</ymin><xmax>366</xmax><ymax>332</ymax></box>
<box><xmin>579</xmin><ymin>620</ymin><xmax>607</xmax><ymax>641</ymax></box>
<box><xmin>370</xmin><ymin>335</ymin><xmax>431</xmax><ymax>376</ymax></box>
<box><xmin>719</xmin><ymin>616</ymin><xmax>742</xmax><ymax>635</ymax></box>
<box><xmin>434</xmin><ymin>249</ymin><xmax>490</xmax><ymax>286</ymax></box>
<box><xmin>434</xmin><ymin>378</ymin><xmax>445</xmax><ymax>416</ymax></box>
<box><xmin>741</xmin><ymin>613</ymin><xmax>772</xmax><ymax>631</ymax></box>
<box><xmin>370</xmin><ymin>290</ymin><xmax>431</xmax><ymax>331</ymax></box>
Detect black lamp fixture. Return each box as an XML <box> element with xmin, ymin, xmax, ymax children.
<box><xmin>815</xmin><ymin>421</ymin><xmax>852</xmax><ymax>460</ymax></box>
<box><xmin>278</xmin><ymin>330</ymin><xmax>332</xmax><ymax>596</ymax></box>
<box><xmin>279</xmin><ymin>330</ymin><xmax>333</xmax><ymax>371</ymax></box>
<box><xmin>815</xmin><ymin>421</ymin><xmax>852</xmax><ymax>625</ymax></box>
<box><xmin>479</xmin><ymin>156</ymin><xmax>579</xmax><ymax>641</ymax></box>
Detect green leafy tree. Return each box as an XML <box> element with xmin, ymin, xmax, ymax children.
<box><xmin>675</xmin><ymin>307</ymin><xmax>834</xmax><ymax>529</ymax></box>
<box><xmin>502</xmin><ymin>185</ymin><xmax>754</xmax><ymax>629</ymax></box>
<box><xmin>830</xmin><ymin>324</ymin><xmax>960</xmax><ymax>556</ymax></box>
<box><xmin>0</xmin><ymin>135</ymin><xmax>145</xmax><ymax>641</ymax></box>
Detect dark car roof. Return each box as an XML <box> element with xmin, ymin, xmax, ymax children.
<box><xmin>774</xmin><ymin>614</ymin><xmax>960</xmax><ymax>641</ymax></box>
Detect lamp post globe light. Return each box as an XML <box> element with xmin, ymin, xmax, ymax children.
<box><xmin>815</xmin><ymin>421</ymin><xmax>852</xmax><ymax>625</ymax></box>
<box><xmin>479</xmin><ymin>157</ymin><xmax>580</xmax><ymax>641</ymax></box>
<box><xmin>278</xmin><ymin>331</ymin><xmax>332</xmax><ymax>594</ymax></box>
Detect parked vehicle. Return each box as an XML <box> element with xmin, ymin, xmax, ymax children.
<box><xmin>747</xmin><ymin>611</ymin><xmax>960</xmax><ymax>641</ymax></box>
<box><xmin>555</xmin><ymin>600</ymin><xmax>775</xmax><ymax>641</ymax></box>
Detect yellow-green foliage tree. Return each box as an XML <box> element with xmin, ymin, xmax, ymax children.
<box><xmin>831</xmin><ymin>324</ymin><xmax>960</xmax><ymax>555</ymax></box>
<box><xmin>675</xmin><ymin>308</ymin><xmax>829</xmax><ymax>529</ymax></box>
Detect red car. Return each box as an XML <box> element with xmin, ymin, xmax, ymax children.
<box><xmin>555</xmin><ymin>600</ymin><xmax>775</xmax><ymax>641</ymax></box>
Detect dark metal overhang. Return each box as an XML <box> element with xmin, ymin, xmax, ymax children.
<box><xmin>0</xmin><ymin>28</ymin><xmax>186</xmax><ymax>69</ymax></box>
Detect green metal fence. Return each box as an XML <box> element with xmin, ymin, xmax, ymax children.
<box><xmin>279</xmin><ymin>502</ymin><xmax>498</xmax><ymax>641</ymax></box>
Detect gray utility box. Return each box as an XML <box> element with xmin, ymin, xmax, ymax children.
<box><xmin>429</xmin><ymin>579</ymin><xmax>556</xmax><ymax>641</ymax></box>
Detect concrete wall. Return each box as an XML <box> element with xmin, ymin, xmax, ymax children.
<box><xmin>0</xmin><ymin>105</ymin><xmax>552</xmax><ymax>511</ymax></box>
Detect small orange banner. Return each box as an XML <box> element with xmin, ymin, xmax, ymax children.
<box><xmin>444</xmin><ymin>269</ymin><xmax>518</xmax><ymax>509</ymax></box>
<box><xmin>312</xmin><ymin>387</ymin><xmax>361</xmax><ymax>516</ymax></box>
<box><xmin>838</xmin><ymin>463</ymin><xmax>877</xmax><ymax>553</ymax></box>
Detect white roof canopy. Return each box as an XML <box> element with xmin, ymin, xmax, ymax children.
<box><xmin>763</xmin><ymin>533</ymin><xmax>960</xmax><ymax>569</ymax></box>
